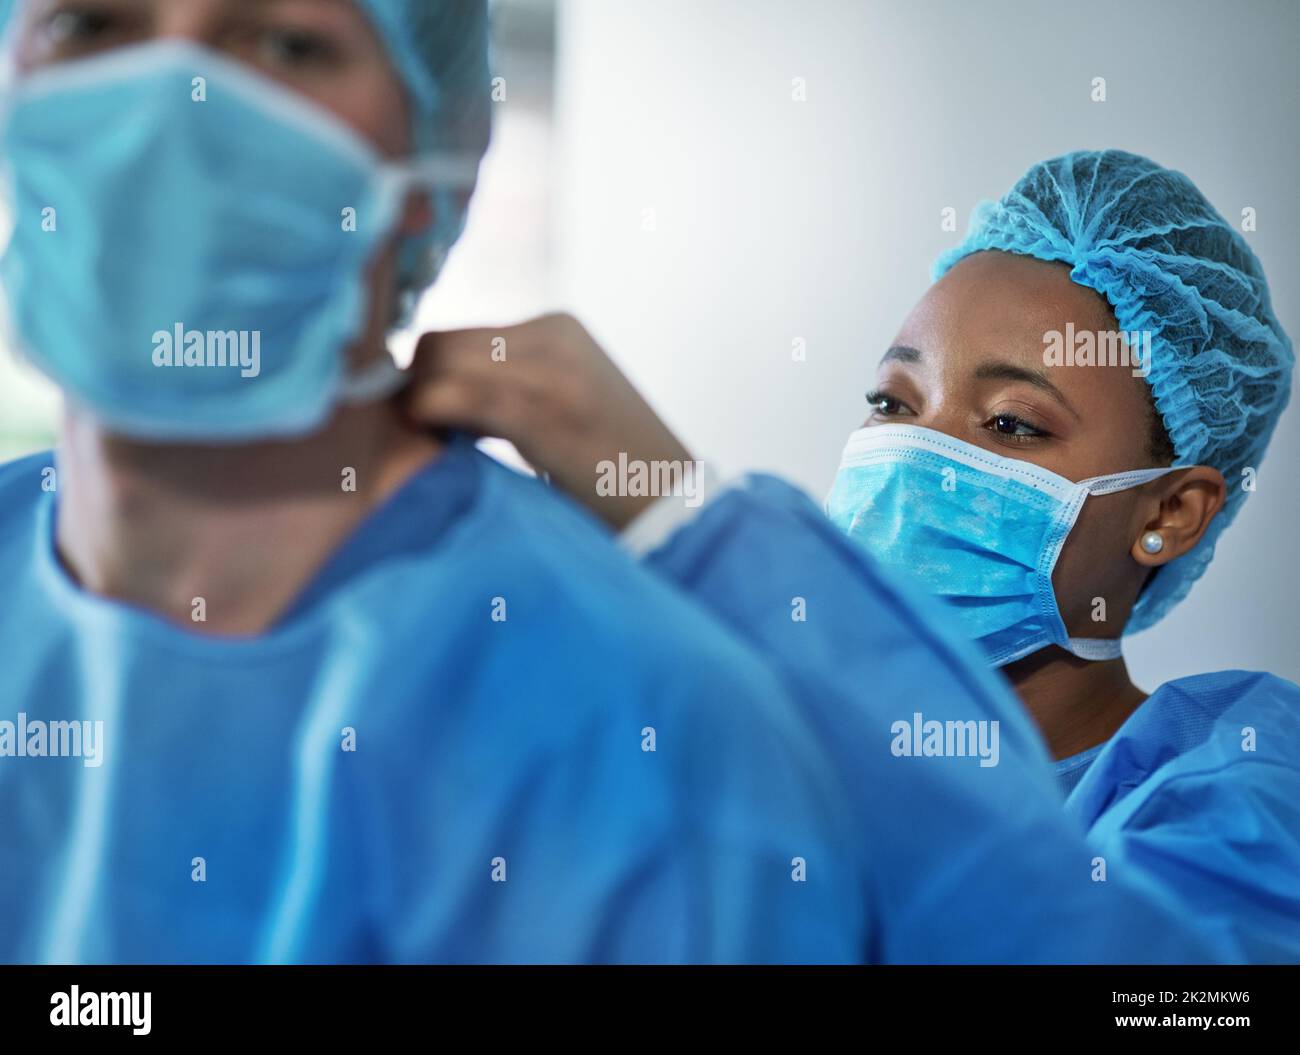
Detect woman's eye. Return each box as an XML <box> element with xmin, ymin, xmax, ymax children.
<box><xmin>988</xmin><ymin>413</ymin><xmax>1049</xmax><ymax>442</ymax></box>
<box><xmin>865</xmin><ymin>390</ymin><xmax>910</xmax><ymax>416</ymax></box>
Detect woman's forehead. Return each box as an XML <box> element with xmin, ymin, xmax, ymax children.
<box><xmin>887</xmin><ymin>252</ymin><xmax>1154</xmax><ymax>409</ymax></box>
<box><xmin>894</xmin><ymin>253</ymin><xmax>1121</xmax><ymax>362</ymax></box>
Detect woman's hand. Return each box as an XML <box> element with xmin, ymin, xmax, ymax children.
<box><xmin>403</xmin><ymin>313</ymin><xmax>694</xmax><ymax>529</ymax></box>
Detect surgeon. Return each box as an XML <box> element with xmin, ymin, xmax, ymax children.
<box><xmin>407</xmin><ymin>151</ymin><xmax>1300</xmax><ymax>962</ymax></box>
<box><xmin>0</xmin><ymin>0</ymin><xmax>884</xmax><ymax>964</ymax></box>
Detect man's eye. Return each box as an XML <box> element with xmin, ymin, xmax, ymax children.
<box><xmin>256</xmin><ymin>29</ymin><xmax>342</xmax><ymax>69</ymax></box>
<box><xmin>989</xmin><ymin>413</ymin><xmax>1048</xmax><ymax>440</ymax></box>
<box><xmin>42</xmin><ymin>6</ymin><xmax>119</xmax><ymax>47</ymax></box>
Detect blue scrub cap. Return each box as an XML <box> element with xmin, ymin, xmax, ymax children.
<box><xmin>934</xmin><ymin>150</ymin><xmax>1294</xmax><ymax>634</ymax></box>
<box><xmin>353</xmin><ymin>0</ymin><xmax>493</xmax><ymax>315</ymax></box>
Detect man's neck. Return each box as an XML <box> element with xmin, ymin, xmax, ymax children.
<box><xmin>1003</xmin><ymin>648</ymin><xmax>1148</xmax><ymax>761</ymax></box>
<box><xmin>55</xmin><ymin>401</ymin><xmax>440</xmax><ymax>637</ymax></box>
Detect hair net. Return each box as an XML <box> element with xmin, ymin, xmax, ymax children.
<box><xmin>354</xmin><ymin>0</ymin><xmax>493</xmax><ymax>316</ymax></box>
<box><xmin>933</xmin><ymin>150</ymin><xmax>1294</xmax><ymax>634</ymax></box>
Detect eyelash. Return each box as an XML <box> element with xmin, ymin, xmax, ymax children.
<box><xmin>256</xmin><ymin>28</ymin><xmax>343</xmax><ymax>69</ymax></box>
<box><xmin>988</xmin><ymin>413</ymin><xmax>1050</xmax><ymax>444</ymax></box>
<box><xmin>43</xmin><ymin>6</ymin><xmax>124</xmax><ymax>45</ymax></box>
<box><xmin>864</xmin><ymin>389</ymin><xmax>906</xmax><ymax>416</ymax></box>
<box><xmin>864</xmin><ymin>390</ymin><xmax>1053</xmax><ymax>444</ymax></box>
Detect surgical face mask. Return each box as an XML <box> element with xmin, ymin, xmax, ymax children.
<box><xmin>0</xmin><ymin>40</ymin><xmax>478</xmax><ymax>442</ymax></box>
<box><xmin>825</xmin><ymin>424</ymin><xmax>1178</xmax><ymax>667</ymax></box>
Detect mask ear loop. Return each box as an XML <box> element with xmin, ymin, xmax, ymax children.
<box><xmin>369</xmin><ymin>153</ymin><xmax>482</xmax><ymax>258</ymax></box>
<box><xmin>1079</xmin><ymin>465</ymin><xmax>1181</xmax><ymax>496</ymax></box>
<box><xmin>376</xmin><ymin>152</ymin><xmax>482</xmax><ymax>234</ymax></box>
<box><xmin>352</xmin><ymin>152</ymin><xmax>482</xmax><ymax>404</ymax></box>
<box><xmin>391</xmin><ymin>153</ymin><xmax>483</xmax><ymax>192</ymax></box>
<box><xmin>379</xmin><ymin>151</ymin><xmax>482</xmax><ymax>320</ymax></box>
<box><xmin>1052</xmin><ymin>466</ymin><xmax>1184</xmax><ymax>660</ymax></box>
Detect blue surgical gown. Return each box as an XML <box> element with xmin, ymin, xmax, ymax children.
<box><xmin>0</xmin><ymin>439</ymin><xmax>866</xmax><ymax>964</ymax></box>
<box><xmin>638</xmin><ymin>473</ymin><xmax>1255</xmax><ymax>962</ymax></box>
<box><xmin>1057</xmin><ymin>670</ymin><xmax>1300</xmax><ymax>963</ymax></box>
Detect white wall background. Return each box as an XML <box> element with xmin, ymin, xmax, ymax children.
<box><xmin>549</xmin><ymin>0</ymin><xmax>1300</xmax><ymax>687</ymax></box>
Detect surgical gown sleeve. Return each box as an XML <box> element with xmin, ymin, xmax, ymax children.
<box><xmin>1066</xmin><ymin>671</ymin><xmax>1300</xmax><ymax>963</ymax></box>
<box><xmin>634</xmin><ymin>474</ymin><xmax>1238</xmax><ymax>963</ymax></box>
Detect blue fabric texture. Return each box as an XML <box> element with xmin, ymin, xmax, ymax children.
<box><xmin>1064</xmin><ymin>670</ymin><xmax>1300</xmax><ymax>963</ymax></box>
<box><xmin>1053</xmin><ymin>743</ymin><xmax>1104</xmax><ymax>798</ymax></box>
<box><xmin>0</xmin><ymin>441</ymin><xmax>866</xmax><ymax>963</ymax></box>
<box><xmin>934</xmin><ymin>150</ymin><xmax>1294</xmax><ymax>634</ymax></box>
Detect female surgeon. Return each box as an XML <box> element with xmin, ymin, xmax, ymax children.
<box><xmin>405</xmin><ymin>150</ymin><xmax>1300</xmax><ymax>962</ymax></box>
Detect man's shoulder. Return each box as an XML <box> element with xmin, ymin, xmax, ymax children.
<box><xmin>0</xmin><ymin>450</ymin><xmax>52</xmax><ymax>529</ymax></box>
<box><xmin>462</xmin><ymin>451</ymin><xmax>699</xmax><ymax>604</ymax></box>
<box><xmin>456</xmin><ymin>452</ymin><xmax>796</xmax><ymax>705</ymax></box>
<box><xmin>375</xmin><ymin>454</ymin><xmax>847</xmax><ymax>834</ymax></box>
<box><xmin>0</xmin><ymin>449</ymin><xmax>53</xmax><ymax>487</ymax></box>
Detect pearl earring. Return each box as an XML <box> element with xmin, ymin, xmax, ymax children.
<box><xmin>1141</xmin><ymin>531</ymin><xmax>1164</xmax><ymax>555</ymax></box>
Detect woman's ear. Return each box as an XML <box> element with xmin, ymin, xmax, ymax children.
<box><xmin>1130</xmin><ymin>466</ymin><xmax>1227</xmax><ymax>567</ymax></box>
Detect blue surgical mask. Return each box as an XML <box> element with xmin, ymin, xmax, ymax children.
<box><xmin>0</xmin><ymin>40</ymin><xmax>478</xmax><ymax>442</ymax></box>
<box><xmin>825</xmin><ymin>424</ymin><xmax>1178</xmax><ymax>666</ymax></box>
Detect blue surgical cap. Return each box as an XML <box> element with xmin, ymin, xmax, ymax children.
<box><xmin>934</xmin><ymin>150</ymin><xmax>1294</xmax><ymax>634</ymax></box>
<box><xmin>353</xmin><ymin>0</ymin><xmax>493</xmax><ymax>312</ymax></box>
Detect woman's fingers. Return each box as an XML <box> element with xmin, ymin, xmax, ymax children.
<box><xmin>406</xmin><ymin>326</ymin><xmax>533</xmax><ymax>435</ymax></box>
<box><xmin>403</xmin><ymin>313</ymin><xmax>695</xmax><ymax>529</ymax></box>
<box><xmin>405</xmin><ymin>315</ymin><xmax>587</xmax><ymax>437</ymax></box>
<box><xmin>411</xmin><ymin>315</ymin><xmax>578</xmax><ymax>383</ymax></box>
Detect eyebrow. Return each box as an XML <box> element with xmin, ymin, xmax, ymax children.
<box><xmin>880</xmin><ymin>345</ymin><xmax>921</xmax><ymax>365</ymax></box>
<box><xmin>878</xmin><ymin>346</ymin><xmax>1081</xmax><ymax>420</ymax></box>
<box><xmin>973</xmin><ymin>361</ymin><xmax>1079</xmax><ymax>419</ymax></box>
